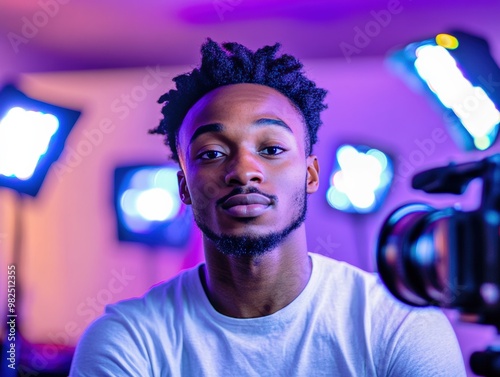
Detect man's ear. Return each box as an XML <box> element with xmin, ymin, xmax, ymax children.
<box><xmin>177</xmin><ymin>170</ymin><xmax>192</xmax><ymax>205</ymax></box>
<box><xmin>306</xmin><ymin>155</ymin><xmax>320</xmax><ymax>194</ymax></box>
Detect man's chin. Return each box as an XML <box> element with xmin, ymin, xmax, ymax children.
<box><xmin>195</xmin><ymin>216</ymin><xmax>306</xmax><ymax>257</ymax></box>
<box><xmin>194</xmin><ymin>186</ymin><xmax>308</xmax><ymax>257</ymax></box>
<box><xmin>198</xmin><ymin>226</ymin><xmax>276</xmax><ymax>257</ymax></box>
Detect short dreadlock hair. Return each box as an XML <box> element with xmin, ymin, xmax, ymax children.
<box><xmin>150</xmin><ymin>39</ymin><xmax>328</xmax><ymax>163</ymax></box>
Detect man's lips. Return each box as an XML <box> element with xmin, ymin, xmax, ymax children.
<box><xmin>221</xmin><ymin>193</ymin><xmax>271</xmax><ymax>208</ymax></box>
<box><xmin>220</xmin><ymin>193</ymin><xmax>272</xmax><ymax>217</ymax></box>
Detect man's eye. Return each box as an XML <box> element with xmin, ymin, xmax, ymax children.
<box><xmin>199</xmin><ymin>150</ymin><xmax>224</xmax><ymax>160</ymax></box>
<box><xmin>260</xmin><ymin>146</ymin><xmax>285</xmax><ymax>156</ymax></box>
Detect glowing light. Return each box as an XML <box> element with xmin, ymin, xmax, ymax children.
<box><xmin>367</xmin><ymin>149</ymin><xmax>388</xmax><ymax>170</ymax></box>
<box><xmin>435</xmin><ymin>33</ymin><xmax>459</xmax><ymax>50</ymax></box>
<box><xmin>114</xmin><ymin>164</ymin><xmax>192</xmax><ymax>246</ymax></box>
<box><xmin>121</xmin><ymin>189</ymin><xmax>141</xmax><ymax>216</ymax></box>
<box><xmin>327</xmin><ymin>145</ymin><xmax>393</xmax><ymax>213</ymax></box>
<box><xmin>136</xmin><ymin>188</ymin><xmax>176</xmax><ymax>221</ymax></box>
<box><xmin>130</xmin><ymin>169</ymin><xmax>155</xmax><ymax>188</ymax></box>
<box><xmin>153</xmin><ymin>168</ymin><xmax>179</xmax><ymax>193</ymax></box>
<box><xmin>326</xmin><ymin>186</ymin><xmax>350</xmax><ymax>210</ymax></box>
<box><xmin>0</xmin><ymin>107</ymin><xmax>59</xmax><ymax>180</ymax></box>
<box><xmin>350</xmin><ymin>190</ymin><xmax>376</xmax><ymax>210</ymax></box>
<box><xmin>414</xmin><ymin>44</ymin><xmax>500</xmax><ymax>150</ymax></box>
<box><xmin>123</xmin><ymin>168</ymin><xmax>181</xmax><ymax>225</ymax></box>
<box><xmin>474</xmin><ymin>135</ymin><xmax>491</xmax><ymax>150</ymax></box>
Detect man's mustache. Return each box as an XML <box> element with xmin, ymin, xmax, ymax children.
<box><xmin>216</xmin><ymin>187</ymin><xmax>278</xmax><ymax>206</ymax></box>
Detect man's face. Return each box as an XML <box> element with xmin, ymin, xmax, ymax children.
<box><xmin>177</xmin><ymin>83</ymin><xmax>319</xmax><ymax>256</ymax></box>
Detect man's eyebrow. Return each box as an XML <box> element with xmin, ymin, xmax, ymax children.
<box><xmin>188</xmin><ymin>118</ymin><xmax>293</xmax><ymax>145</ymax></box>
<box><xmin>189</xmin><ymin>123</ymin><xmax>224</xmax><ymax>145</ymax></box>
<box><xmin>254</xmin><ymin>118</ymin><xmax>293</xmax><ymax>133</ymax></box>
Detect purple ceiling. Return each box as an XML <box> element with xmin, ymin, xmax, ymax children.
<box><xmin>1</xmin><ymin>0</ymin><xmax>499</xmax><ymax>74</ymax></box>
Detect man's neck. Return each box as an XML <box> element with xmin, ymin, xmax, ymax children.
<box><xmin>199</xmin><ymin>232</ymin><xmax>312</xmax><ymax>318</ymax></box>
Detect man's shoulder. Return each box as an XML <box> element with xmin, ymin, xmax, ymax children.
<box><xmin>104</xmin><ymin>264</ymin><xmax>202</xmax><ymax>321</ymax></box>
<box><xmin>309</xmin><ymin>252</ymin><xmax>379</xmax><ymax>287</ymax></box>
<box><xmin>312</xmin><ymin>253</ymin><xmax>451</xmax><ymax>325</ymax></box>
<box><xmin>309</xmin><ymin>252</ymin><xmax>417</xmax><ymax>313</ymax></box>
<box><xmin>308</xmin><ymin>253</ymin><xmax>459</xmax><ymax>359</ymax></box>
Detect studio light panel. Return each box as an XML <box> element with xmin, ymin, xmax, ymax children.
<box><xmin>114</xmin><ymin>165</ymin><xmax>192</xmax><ymax>247</ymax></box>
<box><xmin>389</xmin><ymin>31</ymin><xmax>500</xmax><ymax>151</ymax></box>
<box><xmin>0</xmin><ymin>84</ymin><xmax>80</xmax><ymax>196</ymax></box>
<box><xmin>326</xmin><ymin>145</ymin><xmax>393</xmax><ymax>214</ymax></box>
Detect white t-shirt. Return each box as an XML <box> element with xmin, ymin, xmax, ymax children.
<box><xmin>70</xmin><ymin>253</ymin><xmax>466</xmax><ymax>376</ymax></box>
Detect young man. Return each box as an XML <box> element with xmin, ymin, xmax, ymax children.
<box><xmin>70</xmin><ymin>40</ymin><xmax>466</xmax><ymax>376</ymax></box>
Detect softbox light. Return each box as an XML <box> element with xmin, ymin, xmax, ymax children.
<box><xmin>113</xmin><ymin>164</ymin><xmax>192</xmax><ymax>247</ymax></box>
<box><xmin>0</xmin><ymin>84</ymin><xmax>81</xmax><ymax>196</ymax></box>
<box><xmin>388</xmin><ymin>30</ymin><xmax>500</xmax><ymax>151</ymax></box>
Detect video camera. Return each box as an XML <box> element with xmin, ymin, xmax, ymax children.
<box><xmin>376</xmin><ymin>153</ymin><xmax>500</xmax><ymax>376</ymax></box>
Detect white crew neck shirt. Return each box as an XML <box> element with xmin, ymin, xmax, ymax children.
<box><xmin>70</xmin><ymin>253</ymin><xmax>466</xmax><ymax>376</ymax></box>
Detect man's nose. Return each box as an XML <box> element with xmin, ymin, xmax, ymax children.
<box><xmin>224</xmin><ymin>152</ymin><xmax>264</xmax><ymax>186</ymax></box>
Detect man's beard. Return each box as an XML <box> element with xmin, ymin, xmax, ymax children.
<box><xmin>193</xmin><ymin>185</ymin><xmax>308</xmax><ymax>257</ymax></box>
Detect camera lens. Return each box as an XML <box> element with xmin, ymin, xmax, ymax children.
<box><xmin>377</xmin><ymin>203</ymin><xmax>456</xmax><ymax>306</ymax></box>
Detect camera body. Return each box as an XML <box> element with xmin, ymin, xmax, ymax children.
<box><xmin>377</xmin><ymin>154</ymin><xmax>500</xmax><ymax>328</ymax></box>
